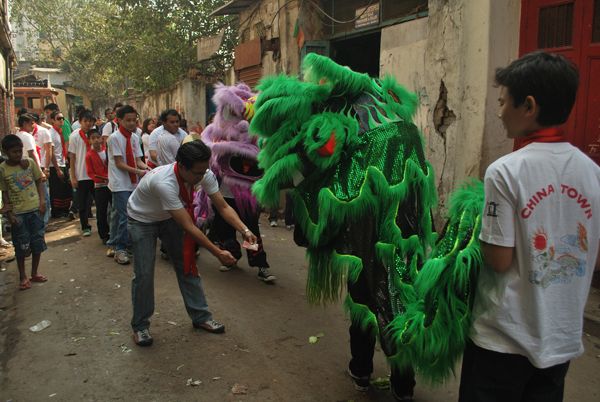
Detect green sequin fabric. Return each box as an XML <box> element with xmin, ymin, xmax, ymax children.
<box><xmin>250</xmin><ymin>54</ymin><xmax>484</xmax><ymax>382</ymax></box>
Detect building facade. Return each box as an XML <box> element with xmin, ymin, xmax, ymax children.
<box><xmin>212</xmin><ymin>0</ymin><xmax>599</xmax><ymax>210</ymax></box>
<box><xmin>0</xmin><ymin>0</ymin><xmax>15</xmax><ymax>135</ymax></box>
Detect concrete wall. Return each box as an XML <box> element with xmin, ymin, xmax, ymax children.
<box><xmin>237</xmin><ymin>0</ymin><xmax>306</xmax><ymax>78</ymax></box>
<box><xmin>380</xmin><ymin>0</ymin><xmax>520</xmax><ymax>212</ymax></box>
<box><xmin>127</xmin><ymin>78</ymin><xmax>207</xmax><ymax>128</ymax></box>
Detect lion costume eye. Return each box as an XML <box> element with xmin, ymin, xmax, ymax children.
<box><xmin>302</xmin><ymin>112</ymin><xmax>359</xmax><ymax>170</ymax></box>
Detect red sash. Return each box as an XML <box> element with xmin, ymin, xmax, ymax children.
<box><xmin>32</xmin><ymin>125</ymin><xmax>42</xmax><ymax>160</ymax></box>
<box><xmin>520</xmin><ymin>127</ymin><xmax>566</xmax><ymax>147</ymax></box>
<box><xmin>118</xmin><ymin>126</ymin><xmax>137</xmax><ymax>184</ymax></box>
<box><xmin>54</xmin><ymin>126</ymin><xmax>67</xmax><ymax>159</ymax></box>
<box><xmin>79</xmin><ymin>129</ymin><xmax>91</xmax><ymax>152</ymax></box>
<box><xmin>174</xmin><ymin>162</ymin><xmax>198</xmax><ymax>277</ymax></box>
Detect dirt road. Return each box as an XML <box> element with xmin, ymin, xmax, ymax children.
<box><xmin>1</xmin><ymin>216</ymin><xmax>599</xmax><ymax>401</ymax></box>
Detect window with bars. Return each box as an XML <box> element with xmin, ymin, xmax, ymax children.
<box><xmin>537</xmin><ymin>2</ymin><xmax>574</xmax><ymax>49</ymax></box>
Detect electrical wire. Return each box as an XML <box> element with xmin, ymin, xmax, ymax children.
<box><xmin>307</xmin><ymin>0</ymin><xmax>377</xmax><ymax>24</ymax></box>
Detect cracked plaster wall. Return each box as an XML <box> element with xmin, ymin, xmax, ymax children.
<box><xmin>380</xmin><ymin>0</ymin><xmax>519</xmax><ymax>216</ymax></box>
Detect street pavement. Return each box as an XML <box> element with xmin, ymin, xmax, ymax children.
<box><xmin>0</xmin><ymin>216</ymin><xmax>599</xmax><ymax>401</ymax></box>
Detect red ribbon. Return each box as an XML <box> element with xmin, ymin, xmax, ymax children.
<box><xmin>33</xmin><ymin>124</ymin><xmax>42</xmax><ymax>160</ymax></box>
<box><xmin>519</xmin><ymin>127</ymin><xmax>566</xmax><ymax>147</ymax></box>
<box><xmin>79</xmin><ymin>129</ymin><xmax>91</xmax><ymax>152</ymax></box>
<box><xmin>118</xmin><ymin>126</ymin><xmax>137</xmax><ymax>184</ymax></box>
<box><xmin>55</xmin><ymin>125</ymin><xmax>67</xmax><ymax>159</ymax></box>
<box><xmin>174</xmin><ymin>162</ymin><xmax>198</xmax><ymax>277</ymax></box>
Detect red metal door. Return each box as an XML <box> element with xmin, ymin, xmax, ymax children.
<box><xmin>519</xmin><ymin>0</ymin><xmax>600</xmax><ymax>165</ymax></box>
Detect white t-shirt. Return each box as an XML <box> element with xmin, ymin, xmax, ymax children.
<box><xmin>68</xmin><ymin>129</ymin><xmax>91</xmax><ymax>181</ymax></box>
<box><xmin>102</xmin><ymin>121</ymin><xmax>118</xmax><ymax>137</ymax></box>
<box><xmin>107</xmin><ymin>131</ymin><xmax>144</xmax><ymax>192</ymax></box>
<box><xmin>127</xmin><ymin>163</ymin><xmax>219</xmax><ymax>223</ymax></box>
<box><xmin>49</xmin><ymin>127</ymin><xmax>66</xmax><ymax>167</ymax></box>
<box><xmin>16</xmin><ymin>131</ymin><xmax>41</xmax><ymax>168</ymax></box>
<box><xmin>72</xmin><ymin>120</ymin><xmax>81</xmax><ymax>131</ymax></box>
<box><xmin>34</xmin><ymin>126</ymin><xmax>53</xmax><ymax>169</ymax></box>
<box><xmin>471</xmin><ymin>142</ymin><xmax>600</xmax><ymax>369</ymax></box>
<box><xmin>156</xmin><ymin>127</ymin><xmax>187</xmax><ymax>166</ymax></box>
<box><xmin>141</xmin><ymin>133</ymin><xmax>150</xmax><ymax>160</ymax></box>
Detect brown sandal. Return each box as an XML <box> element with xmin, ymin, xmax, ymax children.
<box><xmin>19</xmin><ymin>280</ymin><xmax>32</xmax><ymax>290</ymax></box>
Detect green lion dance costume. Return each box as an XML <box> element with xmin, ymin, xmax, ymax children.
<box><xmin>250</xmin><ymin>54</ymin><xmax>484</xmax><ymax>387</ymax></box>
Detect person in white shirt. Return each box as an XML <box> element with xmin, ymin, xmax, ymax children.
<box><xmin>101</xmin><ymin>102</ymin><xmax>123</xmax><ymax>144</ymax></box>
<box><xmin>68</xmin><ymin>110</ymin><xmax>96</xmax><ymax>237</ymax></box>
<box><xmin>459</xmin><ymin>51</ymin><xmax>600</xmax><ymax>402</ymax></box>
<box><xmin>153</xmin><ymin>109</ymin><xmax>187</xmax><ymax>166</ymax></box>
<box><xmin>127</xmin><ymin>141</ymin><xmax>256</xmax><ymax>346</ymax></box>
<box><xmin>105</xmin><ymin>105</ymin><xmax>148</xmax><ymax>265</ymax></box>
<box><xmin>47</xmin><ymin>111</ymin><xmax>72</xmax><ymax>218</ymax></box>
<box><xmin>31</xmin><ymin>116</ymin><xmax>53</xmax><ymax>226</ymax></box>
<box><xmin>140</xmin><ymin>117</ymin><xmax>157</xmax><ymax>163</ymax></box>
<box><xmin>15</xmin><ymin>114</ymin><xmax>42</xmax><ymax>170</ymax></box>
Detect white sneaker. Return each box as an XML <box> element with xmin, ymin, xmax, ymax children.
<box><xmin>269</xmin><ymin>220</ymin><xmax>278</xmax><ymax>227</ymax></box>
<box><xmin>106</xmin><ymin>248</ymin><xmax>115</xmax><ymax>258</ymax></box>
<box><xmin>219</xmin><ymin>264</ymin><xmax>237</xmax><ymax>272</ymax></box>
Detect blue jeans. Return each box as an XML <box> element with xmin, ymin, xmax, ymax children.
<box><xmin>107</xmin><ymin>191</ymin><xmax>131</xmax><ymax>251</ymax></box>
<box><xmin>42</xmin><ymin>182</ymin><xmax>50</xmax><ymax>227</ymax></box>
<box><xmin>11</xmin><ymin>211</ymin><xmax>47</xmax><ymax>258</ymax></box>
<box><xmin>128</xmin><ymin>217</ymin><xmax>212</xmax><ymax>331</ymax></box>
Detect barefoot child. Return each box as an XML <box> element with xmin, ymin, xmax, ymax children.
<box><xmin>0</xmin><ymin>135</ymin><xmax>47</xmax><ymax>290</ymax></box>
<box><xmin>85</xmin><ymin>128</ymin><xmax>111</xmax><ymax>244</ymax></box>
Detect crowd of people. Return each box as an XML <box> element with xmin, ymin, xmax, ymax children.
<box><xmin>0</xmin><ymin>50</ymin><xmax>599</xmax><ymax>402</ymax></box>
<box><xmin>0</xmin><ymin>101</ymin><xmax>284</xmax><ymax>343</ymax></box>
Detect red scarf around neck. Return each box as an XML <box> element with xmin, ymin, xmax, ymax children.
<box><xmin>79</xmin><ymin>129</ymin><xmax>91</xmax><ymax>151</ymax></box>
<box><xmin>520</xmin><ymin>127</ymin><xmax>566</xmax><ymax>147</ymax></box>
<box><xmin>32</xmin><ymin>124</ymin><xmax>42</xmax><ymax>160</ymax></box>
<box><xmin>118</xmin><ymin>126</ymin><xmax>137</xmax><ymax>184</ymax></box>
<box><xmin>174</xmin><ymin>162</ymin><xmax>198</xmax><ymax>277</ymax></box>
<box><xmin>54</xmin><ymin>125</ymin><xmax>67</xmax><ymax>159</ymax></box>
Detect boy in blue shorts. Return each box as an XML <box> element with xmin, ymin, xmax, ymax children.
<box><xmin>0</xmin><ymin>135</ymin><xmax>48</xmax><ymax>290</ymax></box>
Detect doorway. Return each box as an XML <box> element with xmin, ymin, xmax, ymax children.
<box><xmin>331</xmin><ymin>31</ymin><xmax>381</xmax><ymax>78</ymax></box>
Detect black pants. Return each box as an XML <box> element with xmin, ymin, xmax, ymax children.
<box><xmin>268</xmin><ymin>193</ymin><xmax>295</xmax><ymax>225</ymax></box>
<box><xmin>94</xmin><ymin>186</ymin><xmax>111</xmax><ymax>241</ymax></box>
<box><xmin>77</xmin><ymin>180</ymin><xmax>95</xmax><ymax>231</ymax></box>
<box><xmin>458</xmin><ymin>340</ymin><xmax>570</xmax><ymax>402</ymax></box>
<box><xmin>348</xmin><ymin>273</ymin><xmax>415</xmax><ymax>397</ymax></box>
<box><xmin>209</xmin><ymin>197</ymin><xmax>269</xmax><ymax>267</ymax></box>
<box><xmin>48</xmin><ymin>166</ymin><xmax>72</xmax><ymax>218</ymax></box>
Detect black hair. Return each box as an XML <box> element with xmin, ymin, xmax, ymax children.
<box><xmin>495</xmin><ymin>51</ymin><xmax>579</xmax><ymax>126</ymax></box>
<box><xmin>176</xmin><ymin>141</ymin><xmax>211</xmax><ymax>169</ymax></box>
<box><xmin>86</xmin><ymin>127</ymin><xmax>101</xmax><ymax>138</ymax></box>
<box><xmin>142</xmin><ymin>118</ymin><xmax>154</xmax><ymax>134</ymax></box>
<box><xmin>74</xmin><ymin>105</ymin><xmax>86</xmax><ymax>115</ymax></box>
<box><xmin>180</xmin><ymin>119</ymin><xmax>188</xmax><ymax>130</ymax></box>
<box><xmin>18</xmin><ymin>114</ymin><xmax>34</xmax><ymax>127</ymax></box>
<box><xmin>116</xmin><ymin>105</ymin><xmax>138</xmax><ymax>119</ymax></box>
<box><xmin>113</xmin><ymin>102</ymin><xmax>124</xmax><ymax>111</ymax></box>
<box><xmin>104</xmin><ymin>108</ymin><xmax>112</xmax><ymax>115</ymax></box>
<box><xmin>44</xmin><ymin>103</ymin><xmax>60</xmax><ymax>112</ymax></box>
<box><xmin>50</xmin><ymin>110</ymin><xmax>63</xmax><ymax>120</ymax></box>
<box><xmin>2</xmin><ymin>134</ymin><xmax>23</xmax><ymax>151</ymax></box>
<box><xmin>29</xmin><ymin>112</ymin><xmax>40</xmax><ymax>123</ymax></box>
<box><xmin>17</xmin><ymin>107</ymin><xmax>28</xmax><ymax>117</ymax></box>
<box><xmin>160</xmin><ymin>109</ymin><xmax>181</xmax><ymax>122</ymax></box>
<box><xmin>79</xmin><ymin>109</ymin><xmax>95</xmax><ymax>121</ymax></box>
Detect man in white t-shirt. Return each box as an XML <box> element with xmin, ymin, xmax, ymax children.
<box><xmin>152</xmin><ymin>109</ymin><xmax>187</xmax><ymax>166</ymax></box>
<box><xmin>127</xmin><ymin>141</ymin><xmax>257</xmax><ymax>346</ymax></box>
<box><xmin>68</xmin><ymin>110</ymin><xmax>96</xmax><ymax>237</ymax></box>
<box><xmin>101</xmin><ymin>102</ymin><xmax>123</xmax><ymax>144</ymax></box>
<box><xmin>32</xmin><ymin>118</ymin><xmax>53</xmax><ymax>226</ymax></box>
<box><xmin>15</xmin><ymin>114</ymin><xmax>42</xmax><ymax>170</ymax></box>
<box><xmin>106</xmin><ymin>105</ymin><xmax>148</xmax><ymax>265</ymax></box>
<box><xmin>459</xmin><ymin>52</ymin><xmax>600</xmax><ymax>402</ymax></box>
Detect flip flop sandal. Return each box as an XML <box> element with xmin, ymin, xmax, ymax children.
<box><xmin>19</xmin><ymin>280</ymin><xmax>32</xmax><ymax>290</ymax></box>
<box><xmin>30</xmin><ymin>275</ymin><xmax>48</xmax><ymax>283</ymax></box>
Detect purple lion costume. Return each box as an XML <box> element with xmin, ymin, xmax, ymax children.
<box><xmin>194</xmin><ymin>82</ymin><xmax>272</xmax><ymax>274</ymax></box>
